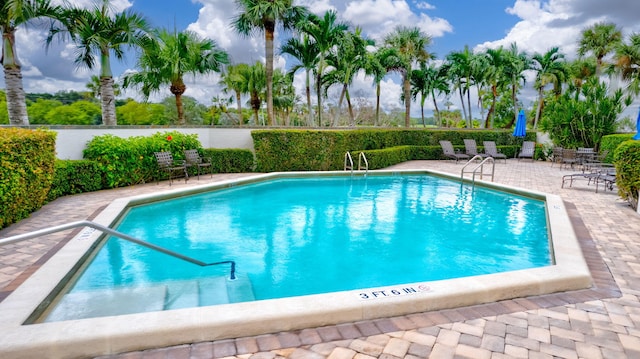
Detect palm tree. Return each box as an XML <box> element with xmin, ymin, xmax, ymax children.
<box><xmin>410</xmin><ymin>63</ymin><xmax>430</xmax><ymax>127</ymax></box>
<box><xmin>272</xmin><ymin>68</ymin><xmax>297</xmax><ymax>125</ymax></box>
<box><xmin>482</xmin><ymin>47</ymin><xmax>508</xmax><ymax>128</ymax></box>
<box><xmin>2</xmin><ymin>0</ymin><xmax>61</xmax><ymax>125</ymax></box>
<box><xmin>531</xmin><ymin>47</ymin><xmax>567</xmax><ymax>128</ymax></box>
<box><xmin>245</xmin><ymin>61</ymin><xmax>266</xmax><ymax>125</ymax></box>
<box><xmin>503</xmin><ymin>43</ymin><xmax>531</xmax><ymax>127</ymax></box>
<box><xmin>324</xmin><ymin>27</ymin><xmax>373</xmax><ymax>126</ymax></box>
<box><xmin>280</xmin><ymin>33</ymin><xmax>319</xmax><ymax>126</ymax></box>
<box><xmin>445</xmin><ymin>46</ymin><xmax>483</xmax><ymax>128</ymax></box>
<box><xmin>567</xmin><ymin>57</ymin><xmax>597</xmax><ymax>95</ymax></box>
<box><xmin>297</xmin><ymin>10</ymin><xmax>348</xmax><ymax>126</ymax></box>
<box><xmin>383</xmin><ymin>26</ymin><xmax>433</xmax><ymax>127</ymax></box>
<box><xmin>123</xmin><ymin>29</ymin><xmax>229</xmax><ymax>125</ymax></box>
<box><xmin>613</xmin><ymin>32</ymin><xmax>640</xmax><ymax>96</ymax></box>
<box><xmin>50</xmin><ymin>0</ymin><xmax>153</xmax><ymax>126</ymax></box>
<box><xmin>578</xmin><ymin>22</ymin><xmax>622</xmax><ymax>77</ymax></box>
<box><xmin>424</xmin><ymin>64</ymin><xmax>450</xmax><ymax>127</ymax></box>
<box><xmin>219</xmin><ymin>63</ymin><xmax>250</xmax><ymax>126</ymax></box>
<box><xmin>232</xmin><ymin>0</ymin><xmax>308</xmax><ymax>126</ymax></box>
<box><xmin>363</xmin><ymin>48</ymin><xmax>388</xmax><ymax>126</ymax></box>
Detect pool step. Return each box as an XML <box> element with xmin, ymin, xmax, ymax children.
<box><xmin>43</xmin><ymin>276</ymin><xmax>255</xmax><ymax>322</ymax></box>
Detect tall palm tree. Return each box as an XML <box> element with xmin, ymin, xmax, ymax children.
<box><xmin>50</xmin><ymin>0</ymin><xmax>153</xmax><ymax>126</ymax></box>
<box><xmin>280</xmin><ymin>33</ymin><xmax>319</xmax><ymax>126</ymax></box>
<box><xmin>445</xmin><ymin>46</ymin><xmax>474</xmax><ymax>128</ymax></box>
<box><xmin>424</xmin><ymin>64</ymin><xmax>450</xmax><ymax>127</ymax></box>
<box><xmin>2</xmin><ymin>0</ymin><xmax>61</xmax><ymax>125</ymax></box>
<box><xmin>503</xmin><ymin>43</ymin><xmax>531</xmax><ymax>127</ymax></box>
<box><xmin>531</xmin><ymin>47</ymin><xmax>567</xmax><ymax>128</ymax></box>
<box><xmin>219</xmin><ymin>63</ymin><xmax>250</xmax><ymax>126</ymax></box>
<box><xmin>324</xmin><ymin>27</ymin><xmax>373</xmax><ymax>126</ymax></box>
<box><xmin>123</xmin><ymin>29</ymin><xmax>228</xmax><ymax>125</ymax></box>
<box><xmin>232</xmin><ymin>0</ymin><xmax>308</xmax><ymax>126</ymax></box>
<box><xmin>410</xmin><ymin>63</ymin><xmax>430</xmax><ymax>127</ymax></box>
<box><xmin>482</xmin><ymin>47</ymin><xmax>508</xmax><ymax>128</ymax></box>
<box><xmin>363</xmin><ymin>48</ymin><xmax>388</xmax><ymax>126</ymax></box>
<box><xmin>297</xmin><ymin>10</ymin><xmax>348</xmax><ymax>126</ymax></box>
<box><xmin>613</xmin><ymin>32</ymin><xmax>640</xmax><ymax>96</ymax></box>
<box><xmin>383</xmin><ymin>26</ymin><xmax>432</xmax><ymax>127</ymax></box>
<box><xmin>245</xmin><ymin>61</ymin><xmax>266</xmax><ymax>125</ymax></box>
<box><xmin>578</xmin><ymin>22</ymin><xmax>622</xmax><ymax>77</ymax></box>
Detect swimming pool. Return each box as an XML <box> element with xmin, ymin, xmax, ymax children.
<box><xmin>44</xmin><ymin>174</ymin><xmax>551</xmax><ymax>321</ymax></box>
<box><xmin>0</xmin><ymin>170</ymin><xmax>592</xmax><ymax>358</ymax></box>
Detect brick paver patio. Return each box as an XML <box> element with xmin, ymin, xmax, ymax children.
<box><xmin>1</xmin><ymin>159</ymin><xmax>638</xmax><ymax>358</ymax></box>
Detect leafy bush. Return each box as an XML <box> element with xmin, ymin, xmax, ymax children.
<box><xmin>46</xmin><ymin>160</ymin><xmax>104</xmax><ymax>201</ymax></box>
<box><xmin>613</xmin><ymin>140</ymin><xmax>640</xmax><ymax>210</ymax></box>
<box><xmin>83</xmin><ymin>131</ymin><xmax>202</xmax><ymax>188</ymax></box>
<box><xmin>0</xmin><ymin>128</ymin><xmax>56</xmax><ymax>229</ymax></box>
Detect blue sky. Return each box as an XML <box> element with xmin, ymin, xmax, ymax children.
<box><xmin>6</xmin><ymin>0</ymin><xmax>640</xmax><ymax>120</ymax></box>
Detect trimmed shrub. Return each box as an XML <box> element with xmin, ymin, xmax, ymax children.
<box><xmin>0</xmin><ymin>128</ymin><xmax>56</xmax><ymax>229</ymax></box>
<box><xmin>613</xmin><ymin>140</ymin><xmax>640</xmax><ymax>210</ymax></box>
<box><xmin>203</xmin><ymin>148</ymin><xmax>255</xmax><ymax>173</ymax></box>
<box><xmin>46</xmin><ymin>160</ymin><xmax>104</xmax><ymax>201</ymax></box>
<box><xmin>600</xmin><ymin>134</ymin><xmax>634</xmax><ymax>163</ymax></box>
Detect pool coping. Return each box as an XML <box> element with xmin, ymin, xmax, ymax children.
<box><xmin>0</xmin><ymin>170</ymin><xmax>594</xmax><ymax>358</ymax></box>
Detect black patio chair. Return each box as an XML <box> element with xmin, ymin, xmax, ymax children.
<box><xmin>154</xmin><ymin>151</ymin><xmax>188</xmax><ymax>186</ymax></box>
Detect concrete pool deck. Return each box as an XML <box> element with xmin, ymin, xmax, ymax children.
<box><xmin>0</xmin><ymin>159</ymin><xmax>637</xmax><ymax>358</ymax></box>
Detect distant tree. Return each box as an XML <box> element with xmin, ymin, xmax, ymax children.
<box><xmin>232</xmin><ymin>0</ymin><xmax>309</xmax><ymax>126</ymax></box>
<box><xmin>244</xmin><ymin>61</ymin><xmax>267</xmax><ymax>125</ymax></box>
<box><xmin>280</xmin><ymin>33</ymin><xmax>319</xmax><ymax>126</ymax></box>
<box><xmin>363</xmin><ymin>48</ymin><xmax>388</xmax><ymax>126</ymax></box>
<box><xmin>503</xmin><ymin>43</ymin><xmax>531</xmax><ymax>127</ymax></box>
<box><xmin>161</xmin><ymin>96</ymin><xmax>211</xmax><ymax>125</ymax></box>
<box><xmin>44</xmin><ymin>100</ymin><xmax>100</xmax><ymax>125</ymax></box>
<box><xmin>219</xmin><ymin>63</ymin><xmax>250</xmax><ymax>126</ymax></box>
<box><xmin>27</xmin><ymin>98</ymin><xmax>63</xmax><ymax>124</ymax></box>
<box><xmin>531</xmin><ymin>47</ymin><xmax>567</xmax><ymax>128</ymax></box>
<box><xmin>116</xmin><ymin>99</ymin><xmax>167</xmax><ymax>125</ymax></box>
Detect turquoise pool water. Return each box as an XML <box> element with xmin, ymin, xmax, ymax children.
<box><xmin>46</xmin><ymin>174</ymin><xmax>550</xmax><ymax>320</ymax></box>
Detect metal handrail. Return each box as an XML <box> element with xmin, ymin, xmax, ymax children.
<box><xmin>461</xmin><ymin>155</ymin><xmax>495</xmax><ymax>187</ymax></box>
<box><xmin>0</xmin><ymin>220</ymin><xmax>236</xmax><ymax>280</ymax></box>
<box><xmin>344</xmin><ymin>152</ymin><xmax>354</xmax><ymax>172</ymax></box>
<box><xmin>358</xmin><ymin>152</ymin><xmax>369</xmax><ymax>172</ymax></box>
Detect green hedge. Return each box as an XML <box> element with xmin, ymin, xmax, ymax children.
<box><xmin>203</xmin><ymin>148</ymin><xmax>255</xmax><ymax>173</ymax></box>
<box><xmin>253</xmin><ymin>129</ymin><xmax>532</xmax><ymax>172</ymax></box>
<box><xmin>46</xmin><ymin>160</ymin><xmax>104</xmax><ymax>201</ymax></box>
<box><xmin>613</xmin><ymin>140</ymin><xmax>640</xmax><ymax>210</ymax></box>
<box><xmin>601</xmin><ymin>134</ymin><xmax>634</xmax><ymax>163</ymax></box>
<box><xmin>0</xmin><ymin>128</ymin><xmax>56</xmax><ymax>229</ymax></box>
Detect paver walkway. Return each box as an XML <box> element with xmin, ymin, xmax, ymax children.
<box><xmin>1</xmin><ymin>160</ymin><xmax>639</xmax><ymax>359</ymax></box>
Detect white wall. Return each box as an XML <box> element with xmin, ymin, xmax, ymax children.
<box><xmin>48</xmin><ymin>127</ymin><xmax>255</xmax><ymax>160</ymax></box>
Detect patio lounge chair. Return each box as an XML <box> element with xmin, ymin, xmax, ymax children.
<box><xmin>184</xmin><ymin>149</ymin><xmax>212</xmax><ymax>179</ymax></box>
<box><xmin>464</xmin><ymin>139</ymin><xmax>489</xmax><ymax>159</ymax></box>
<box><xmin>517</xmin><ymin>141</ymin><xmax>535</xmax><ymax>161</ymax></box>
<box><xmin>154</xmin><ymin>151</ymin><xmax>188</xmax><ymax>186</ymax></box>
<box><xmin>482</xmin><ymin>141</ymin><xmax>507</xmax><ymax>163</ymax></box>
<box><xmin>439</xmin><ymin>140</ymin><xmax>470</xmax><ymax>163</ymax></box>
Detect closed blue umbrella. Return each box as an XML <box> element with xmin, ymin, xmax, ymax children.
<box><xmin>634</xmin><ymin>107</ymin><xmax>640</xmax><ymax>140</ymax></box>
<box><xmin>513</xmin><ymin>109</ymin><xmax>527</xmax><ymax>138</ymax></box>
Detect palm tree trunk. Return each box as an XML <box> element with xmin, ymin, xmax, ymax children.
<box><xmin>345</xmin><ymin>88</ymin><xmax>355</xmax><ymax>127</ymax></box>
<box><xmin>4</xmin><ymin>67</ymin><xmax>29</xmax><ymax>126</ymax></box>
<box><xmin>534</xmin><ymin>87</ymin><xmax>544</xmax><ymax>129</ymax></box>
<box><xmin>375</xmin><ymin>82</ymin><xmax>381</xmax><ymax>126</ymax></box>
<box><xmin>431</xmin><ymin>94</ymin><xmax>441</xmax><ymax>127</ymax></box>
<box><xmin>316</xmin><ymin>71</ymin><xmax>323</xmax><ymax>126</ymax></box>
<box><xmin>3</xmin><ymin>29</ymin><xmax>29</xmax><ymax>126</ymax></box>
<box><xmin>403</xmin><ymin>73</ymin><xmax>411</xmax><ymax>127</ymax></box>
<box><xmin>100</xmin><ymin>76</ymin><xmax>117</xmax><ymax>126</ymax></box>
<box><xmin>466</xmin><ymin>84</ymin><xmax>472</xmax><ymax>128</ymax></box>
<box><xmin>264</xmin><ymin>26</ymin><xmax>275</xmax><ymax>126</ymax></box>
<box><xmin>305</xmin><ymin>70</ymin><xmax>313</xmax><ymax>126</ymax></box>
<box><xmin>334</xmin><ymin>84</ymin><xmax>346</xmax><ymax>126</ymax></box>
<box><xmin>235</xmin><ymin>91</ymin><xmax>243</xmax><ymax>126</ymax></box>
<box><xmin>458</xmin><ymin>86</ymin><xmax>467</xmax><ymax>126</ymax></box>
<box><xmin>420</xmin><ymin>94</ymin><xmax>426</xmax><ymax>127</ymax></box>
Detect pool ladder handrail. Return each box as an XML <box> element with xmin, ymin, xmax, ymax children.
<box><xmin>460</xmin><ymin>155</ymin><xmax>495</xmax><ymax>187</ymax></box>
<box><xmin>0</xmin><ymin>220</ymin><xmax>236</xmax><ymax>280</ymax></box>
<box><xmin>344</xmin><ymin>152</ymin><xmax>368</xmax><ymax>173</ymax></box>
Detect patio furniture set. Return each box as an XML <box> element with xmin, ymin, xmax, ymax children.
<box><xmin>154</xmin><ymin>149</ymin><xmax>212</xmax><ymax>185</ymax></box>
